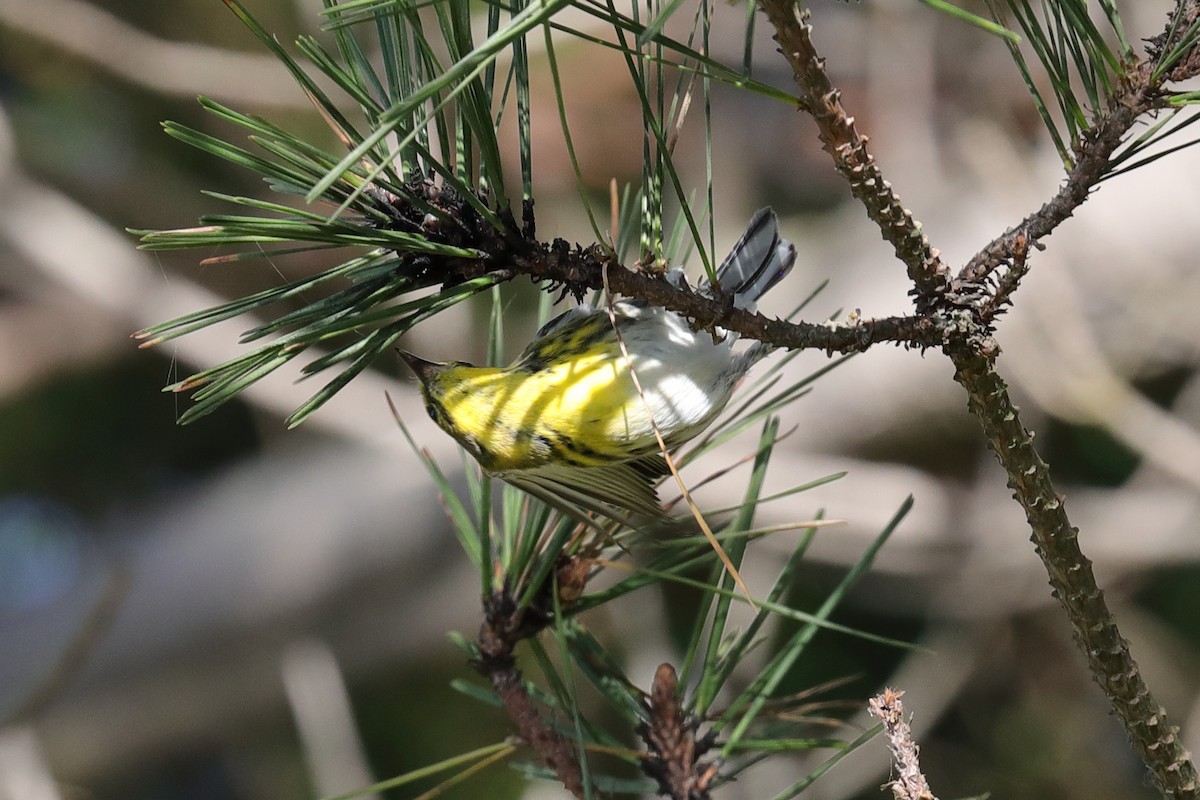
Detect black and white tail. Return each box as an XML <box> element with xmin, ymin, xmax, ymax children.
<box><xmin>708</xmin><ymin>208</ymin><xmax>796</xmax><ymax>311</ymax></box>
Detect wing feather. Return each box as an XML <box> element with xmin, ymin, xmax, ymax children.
<box><xmin>504</xmin><ymin>457</ymin><xmax>667</xmax><ymax>519</ymax></box>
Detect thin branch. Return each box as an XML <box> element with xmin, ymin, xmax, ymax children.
<box><xmin>867</xmin><ymin>688</ymin><xmax>938</xmax><ymax>800</ymax></box>
<box><xmin>437</xmin><ymin>211</ymin><xmax>942</xmax><ymax>353</ymax></box>
<box><xmin>948</xmin><ymin>349</ymin><xmax>1198</xmax><ymax>798</ymax></box>
<box><xmin>977</xmin><ymin>229</ymin><xmax>1031</xmax><ymax>325</ymax></box>
<box><xmin>475</xmin><ymin>592</ymin><xmax>594</xmax><ymax>800</ymax></box>
<box><xmin>958</xmin><ymin>63</ymin><xmax>1160</xmax><ymax>286</ymax></box>
<box><xmin>962</xmin><ymin>0</ymin><xmax>1200</xmax><ymax>286</ymax></box>
<box><xmin>755</xmin><ymin>1</ymin><xmax>1200</xmax><ymax>796</ymax></box>
<box><xmin>754</xmin><ymin>0</ymin><xmax>950</xmax><ymax>310</ymax></box>
<box><xmin>6</xmin><ymin>565</ymin><xmax>132</xmax><ymax>725</ymax></box>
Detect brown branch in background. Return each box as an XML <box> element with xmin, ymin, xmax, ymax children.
<box><xmin>0</xmin><ymin>0</ymin><xmax>306</xmax><ymax>107</ymax></box>
<box><xmin>755</xmin><ymin>0</ymin><xmax>1200</xmax><ymax>796</ymax></box>
<box><xmin>754</xmin><ymin>0</ymin><xmax>949</xmax><ymax>309</ymax></box>
<box><xmin>867</xmin><ymin>689</ymin><xmax>938</xmax><ymax>800</ymax></box>
<box><xmin>475</xmin><ymin>593</ymin><xmax>593</xmax><ymax>800</ymax></box>
<box><xmin>7</xmin><ymin>564</ymin><xmax>132</xmax><ymax>725</ymax></box>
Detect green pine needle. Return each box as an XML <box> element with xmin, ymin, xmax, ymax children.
<box><xmin>917</xmin><ymin>0</ymin><xmax>1019</xmax><ymax>41</ymax></box>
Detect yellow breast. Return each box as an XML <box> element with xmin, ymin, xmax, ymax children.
<box><xmin>435</xmin><ymin>345</ymin><xmax>653</xmax><ymax>472</ymax></box>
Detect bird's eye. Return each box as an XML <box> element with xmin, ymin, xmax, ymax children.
<box><xmin>424</xmin><ymin>402</ymin><xmax>439</xmax><ymax>422</ymax></box>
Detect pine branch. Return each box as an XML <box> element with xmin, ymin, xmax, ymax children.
<box><xmin>754</xmin><ymin>0</ymin><xmax>950</xmax><ymax>311</ymax></box>
<box><xmin>475</xmin><ymin>590</ymin><xmax>594</xmax><ymax>800</ymax></box>
<box><xmin>949</xmin><ymin>347</ymin><xmax>1198</xmax><ymax>798</ymax></box>
<box><xmin>958</xmin><ymin>61</ymin><xmax>1160</xmax><ymax>286</ymax></box>
<box><xmin>754</xmin><ymin>1</ymin><xmax>1200</xmax><ymax>796</ymax></box>
<box><xmin>440</xmin><ymin>215</ymin><xmax>942</xmax><ymax>353</ymax></box>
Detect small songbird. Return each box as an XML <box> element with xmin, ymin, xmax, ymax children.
<box><xmin>400</xmin><ymin>208</ymin><xmax>796</xmax><ymax>517</ymax></box>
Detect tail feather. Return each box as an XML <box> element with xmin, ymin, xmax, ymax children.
<box><xmin>709</xmin><ymin>208</ymin><xmax>796</xmax><ymax>310</ymax></box>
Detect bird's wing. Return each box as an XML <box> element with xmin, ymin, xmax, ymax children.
<box><xmin>512</xmin><ymin>305</ymin><xmax>604</xmax><ymax>369</ymax></box>
<box><xmin>528</xmin><ymin>303</ymin><xmax>593</xmax><ymax>341</ymax></box>
<box><xmin>504</xmin><ymin>455</ymin><xmax>668</xmax><ymax>520</ymax></box>
<box><xmin>511</xmin><ymin>302</ymin><xmax>650</xmax><ymax>370</ymax></box>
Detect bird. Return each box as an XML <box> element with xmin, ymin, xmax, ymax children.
<box><xmin>400</xmin><ymin>208</ymin><xmax>796</xmax><ymax>518</ymax></box>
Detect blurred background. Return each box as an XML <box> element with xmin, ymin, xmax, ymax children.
<box><xmin>1</xmin><ymin>0</ymin><xmax>1199</xmax><ymax>798</ymax></box>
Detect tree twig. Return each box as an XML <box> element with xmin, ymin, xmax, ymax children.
<box><xmin>425</xmin><ymin>199</ymin><xmax>943</xmax><ymax>355</ymax></box>
<box><xmin>376</xmin><ymin>182</ymin><xmax>945</xmax><ymax>354</ymax></box>
<box><xmin>754</xmin><ymin>1</ymin><xmax>1200</xmax><ymax>796</ymax></box>
<box><xmin>754</xmin><ymin>0</ymin><xmax>949</xmax><ymax>310</ymax></box>
<box><xmin>948</xmin><ymin>347</ymin><xmax>1198</xmax><ymax>797</ymax></box>
<box><xmin>867</xmin><ymin>688</ymin><xmax>938</xmax><ymax>800</ymax></box>
<box><xmin>475</xmin><ymin>592</ymin><xmax>594</xmax><ymax>800</ymax></box>
<box><xmin>957</xmin><ymin>63</ymin><xmax>1158</xmax><ymax>286</ymax></box>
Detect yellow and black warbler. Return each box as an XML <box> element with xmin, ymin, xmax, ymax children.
<box><xmin>400</xmin><ymin>208</ymin><xmax>796</xmax><ymax>516</ymax></box>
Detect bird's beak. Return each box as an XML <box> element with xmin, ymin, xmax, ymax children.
<box><xmin>397</xmin><ymin>350</ymin><xmax>441</xmax><ymax>383</ymax></box>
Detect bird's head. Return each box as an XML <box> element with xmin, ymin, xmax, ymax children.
<box><xmin>398</xmin><ymin>350</ymin><xmax>455</xmax><ymax>421</ymax></box>
<box><xmin>398</xmin><ymin>350</ymin><xmax>521</xmax><ymax>472</ymax></box>
<box><xmin>397</xmin><ymin>350</ymin><xmax>485</xmax><ymax>448</ymax></box>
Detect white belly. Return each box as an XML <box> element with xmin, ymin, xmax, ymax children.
<box><xmin>614</xmin><ymin>304</ymin><xmax>745</xmax><ymax>444</ymax></box>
